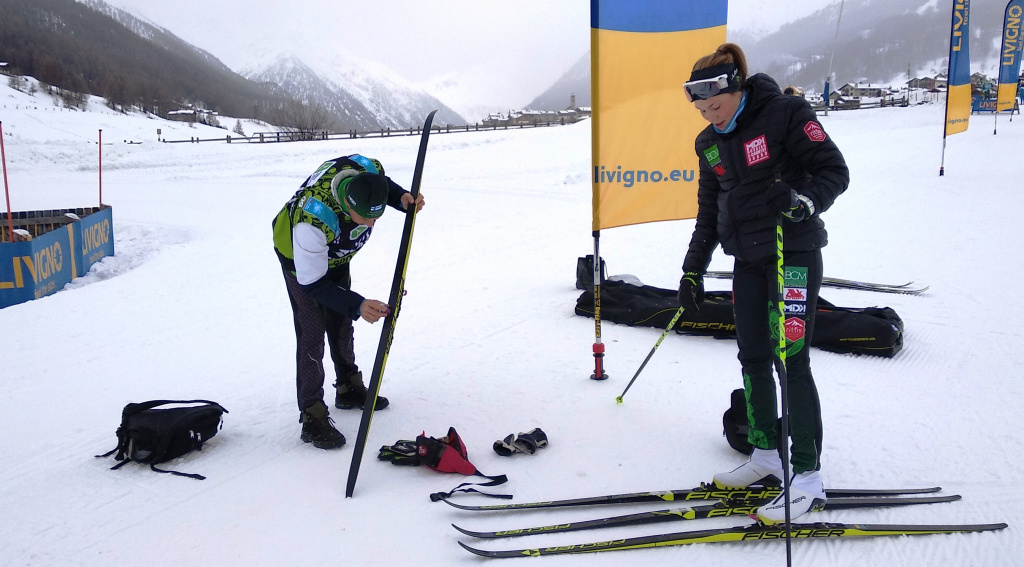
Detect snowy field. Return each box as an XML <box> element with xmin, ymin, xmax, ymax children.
<box><xmin>2</xmin><ymin>80</ymin><xmax>1022</xmax><ymax>566</ymax></box>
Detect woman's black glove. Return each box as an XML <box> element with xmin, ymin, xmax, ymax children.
<box><xmin>678</xmin><ymin>271</ymin><xmax>705</xmax><ymax>313</ymax></box>
<box><xmin>767</xmin><ymin>181</ymin><xmax>814</xmax><ymax>222</ymax></box>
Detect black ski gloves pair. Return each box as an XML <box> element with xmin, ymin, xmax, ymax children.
<box><xmin>678</xmin><ymin>271</ymin><xmax>705</xmax><ymax>314</ymax></box>
<box><xmin>378</xmin><ymin>440</ymin><xmax>420</xmax><ymax>466</ymax></box>
<box><xmin>767</xmin><ymin>180</ymin><xmax>815</xmax><ymax>223</ymax></box>
<box><xmin>493</xmin><ymin>428</ymin><xmax>548</xmax><ymax>456</ymax></box>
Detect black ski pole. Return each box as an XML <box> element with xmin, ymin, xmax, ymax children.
<box><xmin>346</xmin><ymin>110</ymin><xmax>436</xmax><ymax>498</ymax></box>
<box><xmin>616</xmin><ymin>306</ymin><xmax>685</xmax><ymax>404</ymax></box>
<box><xmin>774</xmin><ymin>217</ymin><xmax>793</xmax><ymax>567</ymax></box>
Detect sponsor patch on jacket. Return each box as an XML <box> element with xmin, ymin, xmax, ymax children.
<box><xmin>301</xmin><ymin>196</ymin><xmax>341</xmax><ymax>236</ymax></box>
<box><xmin>349</xmin><ymin>225</ymin><xmax>368</xmax><ymax>240</ymax></box>
<box><xmin>803</xmin><ymin>121</ymin><xmax>827</xmax><ymax>142</ymax></box>
<box><xmin>349</xmin><ymin>154</ymin><xmax>380</xmax><ymax>174</ymax></box>
<box><xmin>305</xmin><ymin>161</ymin><xmax>336</xmax><ymax>188</ymax></box>
<box><xmin>703</xmin><ymin>145</ymin><xmax>726</xmax><ymax>176</ymax></box>
<box><xmin>744</xmin><ymin>135</ymin><xmax>769</xmax><ymax>166</ymax></box>
<box><xmin>784</xmin><ymin>266</ymin><xmax>808</xmax><ymax>289</ymax></box>
<box><xmin>784</xmin><ymin>303</ymin><xmax>808</xmax><ymax>315</ymax></box>
<box><xmin>784</xmin><ymin>317</ymin><xmax>806</xmax><ymax>342</ymax></box>
<box><xmin>784</xmin><ymin>287</ymin><xmax>807</xmax><ymax>302</ymax></box>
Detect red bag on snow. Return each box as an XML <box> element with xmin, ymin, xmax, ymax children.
<box><xmin>415</xmin><ymin>427</ymin><xmax>510</xmax><ymax>501</ymax></box>
<box><xmin>417</xmin><ymin>427</ymin><xmax>478</xmax><ymax>475</ymax></box>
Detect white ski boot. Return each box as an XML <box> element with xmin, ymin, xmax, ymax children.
<box><xmin>713</xmin><ymin>448</ymin><xmax>786</xmax><ymax>489</ymax></box>
<box><xmin>756</xmin><ymin>470</ymin><xmax>827</xmax><ymax>524</ymax></box>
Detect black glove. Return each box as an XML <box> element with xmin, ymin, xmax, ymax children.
<box><xmin>767</xmin><ymin>181</ymin><xmax>814</xmax><ymax>223</ymax></box>
<box><xmin>678</xmin><ymin>271</ymin><xmax>705</xmax><ymax>313</ymax></box>
<box><xmin>377</xmin><ymin>440</ymin><xmax>420</xmax><ymax>466</ymax></box>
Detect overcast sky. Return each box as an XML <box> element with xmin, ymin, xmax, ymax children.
<box><xmin>97</xmin><ymin>0</ymin><xmax>838</xmax><ymax>109</ymax></box>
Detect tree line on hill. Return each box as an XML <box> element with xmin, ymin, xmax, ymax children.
<box><xmin>0</xmin><ymin>0</ymin><xmax>331</xmax><ymax>133</ymax></box>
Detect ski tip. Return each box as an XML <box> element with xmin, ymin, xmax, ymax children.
<box><xmin>451</xmin><ymin>524</ymin><xmax>481</xmax><ymax>538</ymax></box>
<box><xmin>439</xmin><ymin>498</ymin><xmax>481</xmax><ymax>510</ymax></box>
<box><xmin>458</xmin><ymin>540</ymin><xmax>491</xmax><ymax>557</ymax></box>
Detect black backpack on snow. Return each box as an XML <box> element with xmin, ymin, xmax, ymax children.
<box><xmin>723</xmin><ymin>388</ymin><xmax>784</xmax><ymax>457</ymax></box>
<box><xmin>723</xmin><ymin>388</ymin><xmax>754</xmax><ymax>455</ymax></box>
<box><xmin>96</xmin><ymin>400</ymin><xmax>227</xmax><ymax>480</ymax></box>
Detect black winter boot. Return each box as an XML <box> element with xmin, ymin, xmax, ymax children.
<box><xmin>335</xmin><ymin>371</ymin><xmax>389</xmax><ymax>411</ymax></box>
<box><xmin>300</xmin><ymin>401</ymin><xmax>346</xmax><ymax>449</ymax></box>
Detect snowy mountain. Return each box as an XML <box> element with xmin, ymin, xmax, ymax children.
<box><xmin>529</xmin><ymin>0</ymin><xmax>1015</xmax><ymax>107</ymax></box>
<box><xmin>743</xmin><ymin>0</ymin><xmax>1012</xmax><ymax>91</ymax></box>
<box><xmin>242</xmin><ymin>51</ymin><xmax>465</xmax><ymax>131</ymax></box>
<box><xmin>65</xmin><ymin>0</ymin><xmax>464</xmax><ymax>130</ymax></box>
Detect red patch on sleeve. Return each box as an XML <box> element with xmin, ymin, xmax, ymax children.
<box><xmin>803</xmin><ymin>121</ymin><xmax>827</xmax><ymax>142</ymax></box>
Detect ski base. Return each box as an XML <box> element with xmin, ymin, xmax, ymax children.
<box><xmin>452</xmin><ymin>495</ymin><xmax>962</xmax><ymax>539</ymax></box>
<box><xmin>458</xmin><ymin>521</ymin><xmax>1007</xmax><ymax>558</ymax></box>
<box><xmin>440</xmin><ymin>484</ymin><xmax>943</xmax><ymax>511</ymax></box>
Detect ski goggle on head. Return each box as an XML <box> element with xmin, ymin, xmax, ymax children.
<box><xmin>684</xmin><ymin>64</ymin><xmax>741</xmax><ymax>102</ymax></box>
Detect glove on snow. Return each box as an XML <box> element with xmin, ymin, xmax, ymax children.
<box><xmin>493</xmin><ymin>428</ymin><xmax>549</xmax><ymax>456</ymax></box>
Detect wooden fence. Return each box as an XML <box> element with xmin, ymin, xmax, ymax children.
<box><xmin>162</xmin><ymin>118</ymin><xmax>585</xmax><ymax>145</ymax></box>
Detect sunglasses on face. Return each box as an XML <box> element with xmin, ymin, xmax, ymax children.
<box><xmin>684</xmin><ymin>74</ymin><xmax>734</xmax><ymax>102</ymax></box>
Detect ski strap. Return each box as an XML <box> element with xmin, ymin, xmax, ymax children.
<box><xmin>430</xmin><ymin>474</ymin><xmax>512</xmax><ymax>502</ymax></box>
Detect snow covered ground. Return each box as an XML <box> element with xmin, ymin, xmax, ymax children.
<box><xmin>2</xmin><ymin>80</ymin><xmax>1022</xmax><ymax>566</ymax></box>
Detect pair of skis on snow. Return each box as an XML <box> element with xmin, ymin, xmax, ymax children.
<box><xmin>444</xmin><ymin>484</ymin><xmax>1005</xmax><ymax>558</ymax></box>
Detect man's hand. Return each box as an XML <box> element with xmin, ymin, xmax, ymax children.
<box><xmin>360</xmin><ymin>299</ymin><xmax>391</xmax><ymax>323</ymax></box>
<box><xmin>401</xmin><ymin>192</ymin><xmax>425</xmax><ymax>212</ymax></box>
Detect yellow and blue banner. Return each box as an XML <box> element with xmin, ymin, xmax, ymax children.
<box><xmin>1</xmin><ymin>206</ymin><xmax>113</xmax><ymax>308</ymax></box>
<box><xmin>998</xmin><ymin>0</ymin><xmax>1023</xmax><ymax>112</ymax></box>
<box><xmin>591</xmin><ymin>0</ymin><xmax>727</xmax><ymax>231</ymax></box>
<box><xmin>944</xmin><ymin>0</ymin><xmax>972</xmax><ymax>136</ymax></box>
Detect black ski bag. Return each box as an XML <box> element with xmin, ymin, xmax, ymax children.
<box><xmin>96</xmin><ymin>400</ymin><xmax>227</xmax><ymax>480</ymax></box>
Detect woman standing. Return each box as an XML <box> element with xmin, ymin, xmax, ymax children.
<box><xmin>677</xmin><ymin>43</ymin><xmax>849</xmax><ymax>523</ymax></box>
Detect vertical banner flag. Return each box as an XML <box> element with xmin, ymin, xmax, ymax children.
<box><xmin>591</xmin><ymin>1</ymin><xmax>728</xmax><ymax>231</ymax></box>
<box><xmin>945</xmin><ymin>0</ymin><xmax>972</xmax><ymax>136</ymax></box>
<box><xmin>998</xmin><ymin>0</ymin><xmax>1024</xmax><ymax>112</ymax></box>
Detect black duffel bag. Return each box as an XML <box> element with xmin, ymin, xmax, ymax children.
<box><xmin>575</xmin><ymin>280</ymin><xmax>903</xmax><ymax>357</ymax></box>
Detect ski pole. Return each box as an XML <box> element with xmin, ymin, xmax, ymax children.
<box><xmin>774</xmin><ymin>217</ymin><xmax>793</xmax><ymax>567</ymax></box>
<box><xmin>616</xmin><ymin>306</ymin><xmax>685</xmax><ymax>404</ymax></box>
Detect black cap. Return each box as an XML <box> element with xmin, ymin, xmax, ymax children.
<box><xmin>343</xmin><ymin>172</ymin><xmax>388</xmax><ymax>219</ymax></box>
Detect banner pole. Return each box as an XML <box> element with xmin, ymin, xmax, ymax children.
<box><xmin>591</xmin><ymin>231</ymin><xmax>609</xmax><ymax>380</ymax></box>
<box><xmin>939</xmin><ymin>136</ymin><xmax>947</xmax><ymax>177</ymax></box>
<box><xmin>98</xmin><ymin>129</ymin><xmax>103</xmax><ymax>206</ymax></box>
<box><xmin>1</xmin><ymin>121</ymin><xmax>14</xmax><ymax>242</ymax></box>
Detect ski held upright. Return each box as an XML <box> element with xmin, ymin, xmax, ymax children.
<box><xmin>346</xmin><ymin>110</ymin><xmax>437</xmax><ymax>497</ymax></box>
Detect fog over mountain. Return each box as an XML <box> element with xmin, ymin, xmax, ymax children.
<box><xmin>743</xmin><ymin>0</ymin><xmax>1010</xmax><ymax>92</ymax></box>
<box><xmin>7</xmin><ymin>1</ymin><xmax>1012</xmax><ymax>125</ymax></box>
<box><xmin>525</xmin><ymin>0</ymin><xmax>1014</xmax><ymax>111</ymax></box>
